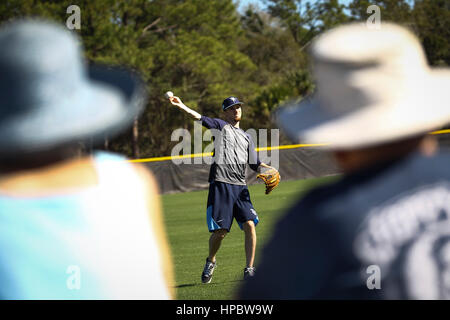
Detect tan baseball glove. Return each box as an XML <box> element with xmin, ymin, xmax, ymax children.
<box><xmin>257</xmin><ymin>167</ymin><xmax>281</xmax><ymax>195</ymax></box>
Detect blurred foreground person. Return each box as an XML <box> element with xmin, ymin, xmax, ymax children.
<box><xmin>239</xmin><ymin>23</ymin><xmax>450</xmax><ymax>299</ymax></box>
<box><xmin>0</xmin><ymin>20</ymin><xmax>173</xmax><ymax>299</ymax></box>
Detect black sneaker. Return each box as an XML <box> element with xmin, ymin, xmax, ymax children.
<box><xmin>201</xmin><ymin>258</ymin><xmax>216</xmax><ymax>284</ymax></box>
<box><xmin>243</xmin><ymin>267</ymin><xmax>255</xmax><ymax>280</ymax></box>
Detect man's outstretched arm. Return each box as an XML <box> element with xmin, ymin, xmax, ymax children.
<box><xmin>168</xmin><ymin>96</ymin><xmax>202</xmax><ymax>120</ymax></box>
<box><xmin>168</xmin><ymin>96</ymin><xmax>228</xmax><ymax>130</ymax></box>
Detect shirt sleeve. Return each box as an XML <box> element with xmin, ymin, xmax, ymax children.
<box><xmin>247</xmin><ymin>134</ymin><xmax>261</xmax><ymax>171</ymax></box>
<box><xmin>200</xmin><ymin>115</ymin><xmax>227</xmax><ymax>130</ymax></box>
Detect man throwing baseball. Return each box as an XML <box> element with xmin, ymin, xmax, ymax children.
<box><xmin>169</xmin><ymin>94</ymin><xmax>277</xmax><ymax>283</ymax></box>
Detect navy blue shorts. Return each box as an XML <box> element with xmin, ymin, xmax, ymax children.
<box><xmin>206</xmin><ymin>181</ymin><xmax>259</xmax><ymax>232</ymax></box>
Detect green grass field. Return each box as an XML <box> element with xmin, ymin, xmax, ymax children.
<box><xmin>161</xmin><ymin>176</ymin><xmax>338</xmax><ymax>300</ymax></box>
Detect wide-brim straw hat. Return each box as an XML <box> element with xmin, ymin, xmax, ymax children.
<box><xmin>0</xmin><ymin>20</ymin><xmax>147</xmax><ymax>156</ymax></box>
<box><xmin>276</xmin><ymin>23</ymin><xmax>450</xmax><ymax>150</ymax></box>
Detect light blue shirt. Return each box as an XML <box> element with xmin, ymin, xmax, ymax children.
<box><xmin>0</xmin><ymin>152</ymin><xmax>170</xmax><ymax>299</ymax></box>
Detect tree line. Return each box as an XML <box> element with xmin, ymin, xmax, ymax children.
<box><xmin>0</xmin><ymin>0</ymin><xmax>448</xmax><ymax>158</ymax></box>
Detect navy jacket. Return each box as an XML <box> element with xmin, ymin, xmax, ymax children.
<box><xmin>240</xmin><ymin>151</ymin><xmax>450</xmax><ymax>299</ymax></box>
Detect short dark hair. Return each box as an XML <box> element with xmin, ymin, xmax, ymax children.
<box><xmin>0</xmin><ymin>143</ymin><xmax>85</xmax><ymax>174</ymax></box>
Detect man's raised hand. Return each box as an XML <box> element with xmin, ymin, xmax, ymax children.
<box><xmin>169</xmin><ymin>96</ymin><xmax>183</xmax><ymax>108</ymax></box>
<box><xmin>166</xmin><ymin>94</ymin><xmax>201</xmax><ymax>120</ymax></box>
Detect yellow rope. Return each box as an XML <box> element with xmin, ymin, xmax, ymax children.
<box><xmin>128</xmin><ymin>129</ymin><xmax>449</xmax><ymax>163</ymax></box>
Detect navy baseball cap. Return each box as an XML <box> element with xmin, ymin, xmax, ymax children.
<box><xmin>222</xmin><ymin>96</ymin><xmax>243</xmax><ymax>111</ymax></box>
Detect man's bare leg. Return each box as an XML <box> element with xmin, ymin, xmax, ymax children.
<box><xmin>202</xmin><ymin>229</ymin><xmax>227</xmax><ymax>283</ymax></box>
<box><xmin>208</xmin><ymin>229</ymin><xmax>227</xmax><ymax>262</ymax></box>
<box><xmin>242</xmin><ymin>220</ymin><xmax>256</xmax><ymax>268</ymax></box>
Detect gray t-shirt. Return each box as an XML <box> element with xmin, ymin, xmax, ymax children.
<box><xmin>200</xmin><ymin>116</ymin><xmax>260</xmax><ymax>185</ymax></box>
